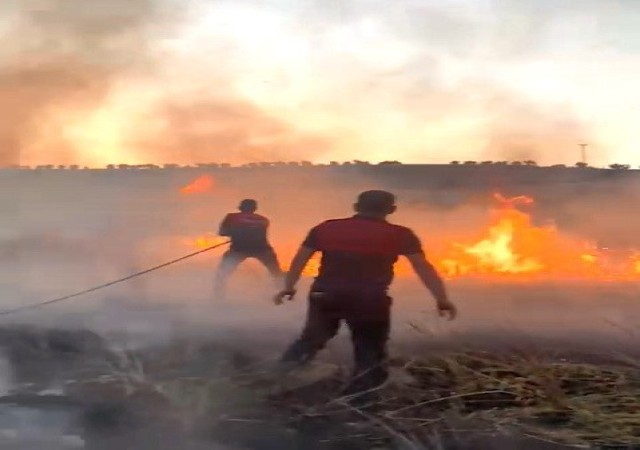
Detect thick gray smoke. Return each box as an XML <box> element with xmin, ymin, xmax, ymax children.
<box><xmin>2</xmin><ymin>0</ymin><xmax>329</xmax><ymax>167</ymax></box>
<box><xmin>0</xmin><ymin>0</ymin><xmax>165</xmax><ymax>165</ymax></box>
<box><xmin>2</xmin><ymin>0</ymin><xmax>639</xmax><ymax>165</ymax></box>
<box><xmin>4</xmin><ymin>166</ymin><xmax>640</xmax><ymax>348</ymax></box>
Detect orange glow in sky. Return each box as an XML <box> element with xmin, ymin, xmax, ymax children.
<box><xmin>12</xmin><ymin>1</ymin><xmax>640</xmax><ymax>168</ymax></box>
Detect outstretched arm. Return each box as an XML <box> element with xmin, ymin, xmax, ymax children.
<box><xmin>405</xmin><ymin>253</ymin><xmax>457</xmax><ymax>320</ymax></box>
<box><xmin>284</xmin><ymin>246</ymin><xmax>315</xmax><ymax>291</ymax></box>
<box><xmin>274</xmin><ymin>246</ymin><xmax>315</xmax><ymax>304</ymax></box>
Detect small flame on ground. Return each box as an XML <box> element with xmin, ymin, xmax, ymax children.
<box><xmin>180</xmin><ymin>175</ymin><xmax>215</xmax><ymax>195</ymax></box>
<box><xmin>182</xmin><ymin>233</ymin><xmax>227</xmax><ymax>250</ymax></box>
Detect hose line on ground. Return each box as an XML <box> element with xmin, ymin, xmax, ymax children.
<box><xmin>0</xmin><ymin>240</ymin><xmax>230</xmax><ymax>317</ymax></box>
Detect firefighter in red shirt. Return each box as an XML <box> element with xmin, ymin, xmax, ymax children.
<box><xmin>214</xmin><ymin>199</ymin><xmax>282</xmax><ymax>300</ymax></box>
<box><xmin>274</xmin><ymin>190</ymin><xmax>457</xmax><ymax>395</ymax></box>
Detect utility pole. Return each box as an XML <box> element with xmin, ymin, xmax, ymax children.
<box><xmin>579</xmin><ymin>143</ymin><xmax>588</xmax><ymax>165</ymax></box>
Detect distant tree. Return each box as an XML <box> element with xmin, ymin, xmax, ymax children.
<box><xmin>450</xmin><ymin>161</ymin><xmax>460</xmax><ymax>165</ymax></box>
<box><xmin>106</xmin><ymin>164</ymin><xmax>116</xmax><ymax>169</ymax></box>
<box><xmin>575</xmin><ymin>162</ymin><xmax>588</xmax><ymax>168</ymax></box>
<box><xmin>524</xmin><ymin>160</ymin><xmax>538</xmax><ymax>166</ymax></box>
<box><xmin>163</xmin><ymin>164</ymin><xmax>179</xmax><ymax>169</ymax></box>
<box><xmin>329</xmin><ymin>161</ymin><xmax>340</xmax><ymax>166</ymax></box>
<box><xmin>494</xmin><ymin>161</ymin><xmax>508</xmax><ymax>166</ymax></box>
<box><xmin>480</xmin><ymin>161</ymin><xmax>493</xmax><ymax>165</ymax></box>
<box><xmin>57</xmin><ymin>165</ymin><xmax>66</xmax><ymax>170</ymax></box>
<box><xmin>378</xmin><ymin>160</ymin><xmax>401</xmax><ymax>165</ymax></box>
<box><xmin>511</xmin><ymin>161</ymin><xmax>523</xmax><ymax>166</ymax></box>
<box><xmin>300</xmin><ymin>161</ymin><xmax>313</xmax><ymax>166</ymax></box>
<box><xmin>353</xmin><ymin>160</ymin><xmax>370</xmax><ymax>165</ymax></box>
<box><xmin>342</xmin><ymin>161</ymin><xmax>353</xmax><ymax>166</ymax></box>
<box><xmin>118</xmin><ymin>164</ymin><xmax>131</xmax><ymax>169</ymax></box>
<box><xmin>609</xmin><ymin>163</ymin><xmax>630</xmax><ymax>170</ymax></box>
<box><xmin>550</xmin><ymin>164</ymin><xmax>566</xmax><ymax>168</ymax></box>
<box><xmin>463</xmin><ymin>161</ymin><xmax>477</xmax><ymax>165</ymax></box>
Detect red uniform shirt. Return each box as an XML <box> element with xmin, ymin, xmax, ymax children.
<box><xmin>219</xmin><ymin>212</ymin><xmax>271</xmax><ymax>253</ymax></box>
<box><xmin>302</xmin><ymin>215</ymin><xmax>423</xmax><ymax>291</ymax></box>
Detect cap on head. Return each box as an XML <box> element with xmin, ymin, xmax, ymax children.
<box><xmin>239</xmin><ymin>199</ymin><xmax>258</xmax><ymax>213</ymax></box>
<box><xmin>355</xmin><ymin>190</ymin><xmax>396</xmax><ymax>215</ymax></box>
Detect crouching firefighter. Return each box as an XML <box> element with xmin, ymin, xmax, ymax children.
<box><xmin>274</xmin><ymin>190</ymin><xmax>457</xmax><ymax>396</ymax></box>
<box><xmin>214</xmin><ymin>199</ymin><xmax>282</xmax><ymax>300</ymax></box>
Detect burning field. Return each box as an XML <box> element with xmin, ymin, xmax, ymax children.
<box><xmin>3</xmin><ymin>165</ymin><xmax>640</xmax><ymax>449</ymax></box>
<box><xmin>178</xmin><ymin>174</ymin><xmax>640</xmax><ymax>285</ymax></box>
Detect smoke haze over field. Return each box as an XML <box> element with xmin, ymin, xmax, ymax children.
<box><xmin>1</xmin><ymin>0</ymin><xmax>640</xmax><ymax>167</ymax></box>
<box><xmin>3</xmin><ymin>168</ymin><xmax>640</xmax><ymax>354</ymax></box>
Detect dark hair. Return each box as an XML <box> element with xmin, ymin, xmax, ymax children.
<box><xmin>239</xmin><ymin>199</ymin><xmax>258</xmax><ymax>212</ymax></box>
<box><xmin>355</xmin><ymin>190</ymin><xmax>396</xmax><ymax>214</ymax></box>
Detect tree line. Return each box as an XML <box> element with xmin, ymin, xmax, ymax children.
<box><xmin>1</xmin><ymin>160</ymin><xmax>636</xmax><ymax>170</ymax></box>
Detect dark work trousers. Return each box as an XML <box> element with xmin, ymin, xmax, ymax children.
<box><xmin>213</xmin><ymin>249</ymin><xmax>282</xmax><ymax>298</ymax></box>
<box><xmin>281</xmin><ymin>289</ymin><xmax>392</xmax><ymax>395</ymax></box>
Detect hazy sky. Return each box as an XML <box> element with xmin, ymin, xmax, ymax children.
<box><xmin>2</xmin><ymin>0</ymin><xmax>639</xmax><ymax>167</ymax></box>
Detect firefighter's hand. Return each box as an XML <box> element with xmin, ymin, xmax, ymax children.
<box><xmin>437</xmin><ymin>300</ymin><xmax>457</xmax><ymax>320</ymax></box>
<box><xmin>274</xmin><ymin>289</ymin><xmax>296</xmax><ymax>305</ymax></box>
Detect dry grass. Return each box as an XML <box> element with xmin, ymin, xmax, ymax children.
<box><xmin>265</xmin><ymin>352</ymin><xmax>640</xmax><ymax>449</ymax></box>
<box><xmin>83</xmin><ymin>339</ymin><xmax>640</xmax><ymax>449</ymax></box>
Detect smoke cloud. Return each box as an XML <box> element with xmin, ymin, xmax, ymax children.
<box><xmin>0</xmin><ymin>0</ymin><xmax>167</xmax><ymax>165</ymax></box>
<box><xmin>5</xmin><ymin>167</ymin><xmax>640</xmax><ymax>352</ymax></box>
<box><xmin>2</xmin><ymin>0</ymin><xmax>639</xmax><ymax>167</ymax></box>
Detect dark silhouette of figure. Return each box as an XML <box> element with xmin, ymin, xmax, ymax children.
<box><xmin>275</xmin><ymin>190</ymin><xmax>457</xmax><ymax>396</ymax></box>
<box><xmin>214</xmin><ymin>199</ymin><xmax>282</xmax><ymax>300</ymax></box>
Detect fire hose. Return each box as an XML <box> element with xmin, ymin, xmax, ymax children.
<box><xmin>0</xmin><ymin>240</ymin><xmax>230</xmax><ymax>317</ymax></box>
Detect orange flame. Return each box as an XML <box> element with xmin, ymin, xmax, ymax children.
<box><xmin>182</xmin><ymin>193</ymin><xmax>640</xmax><ymax>282</ymax></box>
<box><xmin>290</xmin><ymin>252</ymin><xmax>321</xmax><ymax>277</ymax></box>
<box><xmin>632</xmin><ymin>254</ymin><xmax>640</xmax><ymax>274</ymax></box>
<box><xmin>180</xmin><ymin>175</ymin><xmax>215</xmax><ymax>195</ymax></box>
<box><xmin>438</xmin><ymin>195</ymin><xmax>547</xmax><ymax>276</ymax></box>
<box><xmin>435</xmin><ymin>193</ymin><xmax>640</xmax><ymax>281</ymax></box>
<box><xmin>182</xmin><ymin>233</ymin><xmax>227</xmax><ymax>250</ymax></box>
